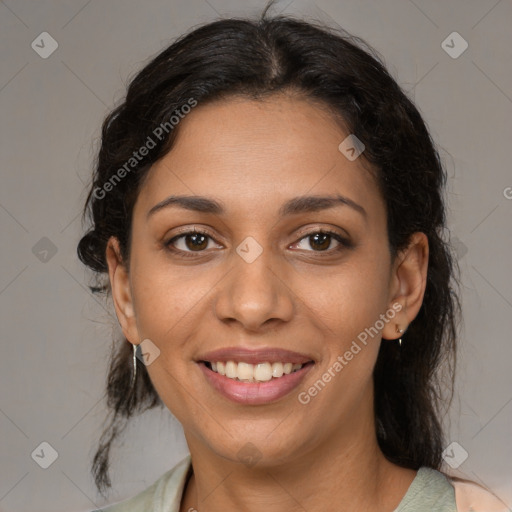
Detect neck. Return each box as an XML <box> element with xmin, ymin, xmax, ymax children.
<box><xmin>180</xmin><ymin>390</ymin><xmax>416</xmax><ymax>512</ymax></box>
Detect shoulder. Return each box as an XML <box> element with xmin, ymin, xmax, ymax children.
<box><xmin>394</xmin><ymin>466</ymin><xmax>457</xmax><ymax>512</ymax></box>
<box><xmin>449</xmin><ymin>475</ymin><xmax>510</xmax><ymax>512</ymax></box>
<box><xmin>396</xmin><ymin>466</ymin><xmax>509</xmax><ymax>512</ymax></box>
<box><xmin>94</xmin><ymin>454</ymin><xmax>192</xmax><ymax>512</ymax></box>
<box><xmin>395</xmin><ymin>466</ymin><xmax>457</xmax><ymax>512</ymax></box>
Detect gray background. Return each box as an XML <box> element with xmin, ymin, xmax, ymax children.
<box><xmin>1</xmin><ymin>0</ymin><xmax>511</xmax><ymax>510</ymax></box>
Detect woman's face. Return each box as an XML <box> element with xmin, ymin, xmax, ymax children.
<box><xmin>108</xmin><ymin>93</ymin><xmax>412</xmax><ymax>466</ymax></box>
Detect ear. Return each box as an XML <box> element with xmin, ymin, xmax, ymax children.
<box><xmin>105</xmin><ymin>236</ymin><xmax>140</xmax><ymax>345</ymax></box>
<box><xmin>382</xmin><ymin>232</ymin><xmax>429</xmax><ymax>340</ymax></box>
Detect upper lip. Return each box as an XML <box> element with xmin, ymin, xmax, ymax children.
<box><xmin>196</xmin><ymin>347</ymin><xmax>315</xmax><ymax>365</ymax></box>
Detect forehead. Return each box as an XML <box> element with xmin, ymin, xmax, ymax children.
<box><xmin>134</xmin><ymin>94</ymin><xmax>384</xmax><ymax>220</ymax></box>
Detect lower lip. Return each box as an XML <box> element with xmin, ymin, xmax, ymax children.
<box><xmin>198</xmin><ymin>362</ymin><xmax>314</xmax><ymax>405</ymax></box>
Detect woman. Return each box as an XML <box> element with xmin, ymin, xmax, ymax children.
<box><xmin>77</xmin><ymin>5</ymin><xmax>503</xmax><ymax>512</ymax></box>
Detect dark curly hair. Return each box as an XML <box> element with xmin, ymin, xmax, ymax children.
<box><xmin>77</xmin><ymin>4</ymin><xmax>460</xmax><ymax>498</ymax></box>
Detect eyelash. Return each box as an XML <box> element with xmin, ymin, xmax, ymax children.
<box><xmin>164</xmin><ymin>228</ymin><xmax>352</xmax><ymax>258</ymax></box>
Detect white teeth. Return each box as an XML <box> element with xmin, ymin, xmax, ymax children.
<box><xmin>207</xmin><ymin>360</ymin><xmax>306</xmax><ymax>382</ymax></box>
<box><xmin>272</xmin><ymin>362</ymin><xmax>284</xmax><ymax>378</ymax></box>
<box><xmin>254</xmin><ymin>363</ymin><xmax>272</xmax><ymax>382</ymax></box>
<box><xmin>225</xmin><ymin>361</ymin><xmax>237</xmax><ymax>379</ymax></box>
<box><xmin>237</xmin><ymin>362</ymin><xmax>255</xmax><ymax>381</ymax></box>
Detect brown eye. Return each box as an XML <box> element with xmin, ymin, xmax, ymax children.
<box><xmin>166</xmin><ymin>230</ymin><xmax>222</xmax><ymax>254</ymax></box>
<box><xmin>308</xmin><ymin>232</ymin><xmax>332</xmax><ymax>251</ymax></box>
<box><xmin>290</xmin><ymin>230</ymin><xmax>351</xmax><ymax>253</ymax></box>
<box><xmin>183</xmin><ymin>233</ymin><xmax>208</xmax><ymax>251</ymax></box>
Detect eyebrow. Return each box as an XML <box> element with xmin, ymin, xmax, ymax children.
<box><xmin>147</xmin><ymin>193</ymin><xmax>367</xmax><ymax>220</ymax></box>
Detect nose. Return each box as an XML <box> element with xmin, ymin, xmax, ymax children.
<box><xmin>214</xmin><ymin>248</ymin><xmax>294</xmax><ymax>332</ymax></box>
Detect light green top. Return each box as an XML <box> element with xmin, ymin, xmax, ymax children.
<box><xmin>96</xmin><ymin>454</ymin><xmax>457</xmax><ymax>512</ymax></box>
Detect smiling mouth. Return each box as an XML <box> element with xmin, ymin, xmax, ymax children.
<box><xmin>201</xmin><ymin>360</ymin><xmax>315</xmax><ymax>383</ymax></box>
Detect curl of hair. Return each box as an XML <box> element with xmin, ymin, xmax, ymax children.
<box><xmin>78</xmin><ymin>6</ymin><xmax>460</xmax><ymax>496</ymax></box>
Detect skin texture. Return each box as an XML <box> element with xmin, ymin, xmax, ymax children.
<box><xmin>106</xmin><ymin>93</ymin><xmax>429</xmax><ymax>512</ymax></box>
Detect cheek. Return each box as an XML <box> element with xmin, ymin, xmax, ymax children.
<box><xmin>295</xmin><ymin>261</ymin><xmax>389</xmax><ymax>419</ymax></box>
<box><xmin>302</xmin><ymin>256</ymin><xmax>390</xmax><ymax>345</ymax></box>
<box><xmin>128</xmin><ymin>258</ymin><xmax>211</xmax><ymax>423</ymax></box>
<box><xmin>129</xmin><ymin>252</ymin><xmax>213</xmax><ymax>342</ymax></box>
